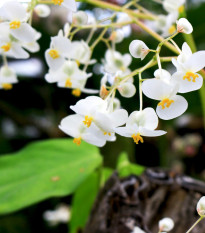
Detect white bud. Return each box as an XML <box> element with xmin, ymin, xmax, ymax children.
<box><xmin>129</xmin><ymin>40</ymin><xmax>149</xmax><ymax>60</ymax></box>
<box><xmin>35</xmin><ymin>4</ymin><xmax>51</xmax><ymax>18</ymax></box>
<box><xmin>159</xmin><ymin>218</ymin><xmax>174</xmax><ymax>232</ymax></box>
<box><xmin>110</xmin><ymin>29</ymin><xmax>124</xmax><ymax>43</ymax></box>
<box><xmin>1</xmin><ymin>66</ymin><xmax>16</xmax><ymax>79</ymax></box>
<box><xmin>72</xmin><ymin>11</ymin><xmax>88</xmax><ymax>26</ymax></box>
<box><xmin>197</xmin><ymin>196</ymin><xmax>205</xmax><ymax>217</ymax></box>
<box><xmin>118</xmin><ymin>82</ymin><xmax>136</xmax><ymax>98</ymax></box>
<box><xmin>177</xmin><ymin>18</ymin><xmax>193</xmax><ymax>34</ymax></box>
<box><xmin>113</xmin><ymin>98</ymin><xmax>121</xmax><ymax>110</ymax></box>
<box><xmin>132</xmin><ymin>227</ymin><xmax>146</xmax><ymax>233</ymax></box>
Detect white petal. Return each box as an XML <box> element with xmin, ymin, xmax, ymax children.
<box><xmin>10</xmin><ymin>23</ymin><xmax>36</xmax><ymax>43</ymax></box>
<box><xmin>142</xmin><ymin>107</ymin><xmax>159</xmax><ymax>130</ymax></box>
<box><xmin>9</xmin><ymin>42</ymin><xmax>29</xmax><ymax>59</ymax></box>
<box><xmin>115</xmin><ymin>126</ymin><xmax>133</xmax><ymax>137</ymax></box>
<box><xmin>140</xmin><ymin>128</ymin><xmax>166</xmax><ymax>137</ymax></box>
<box><xmin>51</xmin><ymin>36</ymin><xmax>71</xmax><ymax>55</ymax></box>
<box><xmin>142</xmin><ymin>79</ymin><xmax>173</xmax><ymax>100</ymax></box>
<box><xmin>1</xmin><ymin>1</ymin><xmax>27</xmax><ymax>21</ymax></box>
<box><xmin>81</xmin><ymin>88</ymin><xmax>99</xmax><ymax>94</ymax></box>
<box><xmin>184</xmin><ymin>51</ymin><xmax>205</xmax><ymax>73</ymax></box>
<box><xmin>123</xmin><ymin>53</ymin><xmax>132</xmax><ymax>67</ymax></box>
<box><xmin>172</xmin><ymin>72</ymin><xmax>203</xmax><ymax>93</ymax></box>
<box><xmin>59</xmin><ymin>114</ymin><xmax>83</xmax><ymax>138</ymax></box>
<box><xmin>45</xmin><ymin>50</ymin><xmax>65</xmax><ymax>70</ymax></box>
<box><xmin>157</xmin><ymin>95</ymin><xmax>188</xmax><ymax>120</ymax></box>
<box><xmin>63</xmin><ymin>0</ymin><xmax>77</xmax><ymax>12</ymax></box>
<box><xmin>110</xmin><ymin>109</ymin><xmax>128</xmax><ymax>127</ymax></box>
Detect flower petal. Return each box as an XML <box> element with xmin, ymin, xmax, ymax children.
<box><xmin>45</xmin><ymin>49</ymin><xmax>65</xmax><ymax>70</ymax></box>
<box><xmin>184</xmin><ymin>51</ymin><xmax>205</xmax><ymax>73</ymax></box>
<box><xmin>172</xmin><ymin>71</ymin><xmax>203</xmax><ymax>93</ymax></box>
<box><xmin>110</xmin><ymin>109</ymin><xmax>128</xmax><ymax>127</ymax></box>
<box><xmin>115</xmin><ymin>126</ymin><xmax>133</xmax><ymax>137</ymax></box>
<box><xmin>140</xmin><ymin>128</ymin><xmax>166</xmax><ymax>137</ymax></box>
<box><xmin>156</xmin><ymin>95</ymin><xmax>188</xmax><ymax>120</ymax></box>
<box><xmin>142</xmin><ymin>79</ymin><xmax>173</xmax><ymax>100</ymax></box>
<box><xmin>63</xmin><ymin>0</ymin><xmax>77</xmax><ymax>12</ymax></box>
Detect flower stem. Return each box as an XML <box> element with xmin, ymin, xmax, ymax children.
<box><xmin>139</xmin><ymin>72</ymin><xmax>143</xmax><ymax>111</ymax></box>
<box><xmin>186</xmin><ymin>216</ymin><xmax>204</xmax><ymax>233</ymax></box>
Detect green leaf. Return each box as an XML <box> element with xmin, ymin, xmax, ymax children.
<box><xmin>70</xmin><ymin>168</ymin><xmax>113</xmax><ymax>233</ymax></box>
<box><xmin>0</xmin><ymin>139</ymin><xmax>102</xmax><ymax>214</ymax></box>
<box><xmin>117</xmin><ymin>152</ymin><xmax>144</xmax><ymax>177</ymax></box>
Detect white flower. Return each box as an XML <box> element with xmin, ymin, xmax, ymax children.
<box><xmin>177</xmin><ymin>18</ymin><xmax>193</xmax><ymax>34</ymax></box>
<box><xmin>104</xmin><ymin>49</ymin><xmax>132</xmax><ymax>74</ymax></box>
<box><xmin>72</xmin><ymin>11</ymin><xmax>88</xmax><ymax>26</ymax></box>
<box><xmin>116</xmin><ymin>108</ymin><xmax>166</xmax><ymax>144</ymax></box>
<box><xmin>45</xmin><ymin>34</ymin><xmax>71</xmax><ymax>70</ymax></box>
<box><xmin>197</xmin><ymin>196</ymin><xmax>205</xmax><ymax>217</ymax></box>
<box><xmin>132</xmin><ymin>227</ymin><xmax>146</xmax><ymax>233</ymax></box>
<box><xmin>129</xmin><ymin>40</ymin><xmax>149</xmax><ymax>60</ymax></box>
<box><xmin>59</xmin><ymin>114</ymin><xmax>106</xmax><ymax>147</ymax></box>
<box><xmin>172</xmin><ymin>43</ymin><xmax>205</xmax><ymax>93</ymax></box>
<box><xmin>162</xmin><ymin>0</ymin><xmax>185</xmax><ymax>14</ymax></box>
<box><xmin>35</xmin><ymin>4</ymin><xmax>51</xmax><ymax>18</ymax></box>
<box><xmin>68</xmin><ymin>40</ymin><xmax>94</xmax><ymax>65</ymax></box>
<box><xmin>0</xmin><ymin>1</ymin><xmax>36</xmax><ymax>42</ymax></box>
<box><xmin>52</xmin><ymin>0</ymin><xmax>76</xmax><ymax>12</ymax></box>
<box><xmin>45</xmin><ymin>60</ymin><xmax>98</xmax><ymax>96</ymax></box>
<box><xmin>159</xmin><ymin>217</ymin><xmax>174</xmax><ymax>232</ymax></box>
<box><xmin>0</xmin><ymin>65</ymin><xmax>18</xmax><ymax>90</ymax></box>
<box><xmin>142</xmin><ymin>69</ymin><xmax>188</xmax><ymax>120</ymax></box>
<box><xmin>70</xmin><ymin>96</ymin><xmax>128</xmax><ymax>140</ymax></box>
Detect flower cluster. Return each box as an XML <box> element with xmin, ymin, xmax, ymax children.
<box><xmin>0</xmin><ymin>0</ymin><xmax>204</xmax><ymax>148</ymax></box>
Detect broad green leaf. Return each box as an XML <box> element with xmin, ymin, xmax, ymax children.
<box><xmin>70</xmin><ymin>168</ymin><xmax>113</xmax><ymax>233</ymax></box>
<box><xmin>117</xmin><ymin>152</ymin><xmax>144</xmax><ymax>177</ymax></box>
<box><xmin>0</xmin><ymin>139</ymin><xmax>102</xmax><ymax>214</ymax></box>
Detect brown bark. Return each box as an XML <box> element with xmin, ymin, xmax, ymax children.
<box><xmin>83</xmin><ymin>169</ymin><xmax>205</xmax><ymax>233</ymax></box>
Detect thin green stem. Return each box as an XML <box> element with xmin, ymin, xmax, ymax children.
<box><xmin>186</xmin><ymin>216</ymin><xmax>204</xmax><ymax>233</ymax></box>
<box><xmin>139</xmin><ymin>72</ymin><xmax>143</xmax><ymax>111</ymax></box>
<box><xmin>90</xmin><ymin>28</ymin><xmax>107</xmax><ymax>50</ymax></box>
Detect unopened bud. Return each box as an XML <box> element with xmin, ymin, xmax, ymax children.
<box><xmin>118</xmin><ymin>82</ymin><xmax>136</xmax><ymax>98</ymax></box>
<box><xmin>197</xmin><ymin>196</ymin><xmax>205</xmax><ymax>217</ymax></box>
<box><xmin>129</xmin><ymin>40</ymin><xmax>149</xmax><ymax>60</ymax></box>
<box><xmin>72</xmin><ymin>11</ymin><xmax>88</xmax><ymax>26</ymax></box>
<box><xmin>109</xmin><ymin>30</ymin><xmax>124</xmax><ymax>43</ymax></box>
<box><xmin>177</xmin><ymin>18</ymin><xmax>193</xmax><ymax>34</ymax></box>
<box><xmin>159</xmin><ymin>217</ymin><xmax>174</xmax><ymax>232</ymax></box>
<box><xmin>35</xmin><ymin>4</ymin><xmax>51</xmax><ymax>18</ymax></box>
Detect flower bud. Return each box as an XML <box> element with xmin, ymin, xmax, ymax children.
<box><xmin>177</xmin><ymin>18</ymin><xmax>193</xmax><ymax>34</ymax></box>
<box><xmin>72</xmin><ymin>11</ymin><xmax>88</xmax><ymax>26</ymax></box>
<box><xmin>0</xmin><ymin>66</ymin><xmax>16</xmax><ymax>79</ymax></box>
<box><xmin>118</xmin><ymin>82</ymin><xmax>136</xmax><ymax>98</ymax></box>
<box><xmin>159</xmin><ymin>218</ymin><xmax>174</xmax><ymax>232</ymax></box>
<box><xmin>35</xmin><ymin>4</ymin><xmax>51</xmax><ymax>18</ymax></box>
<box><xmin>109</xmin><ymin>29</ymin><xmax>124</xmax><ymax>43</ymax></box>
<box><xmin>197</xmin><ymin>196</ymin><xmax>205</xmax><ymax>217</ymax></box>
<box><xmin>129</xmin><ymin>40</ymin><xmax>149</xmax><ymax>60</ymax></box>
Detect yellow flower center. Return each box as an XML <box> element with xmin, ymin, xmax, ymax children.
<box><xmin>10</xmin><ymin>21</ymin><xmax>21</xmax><ymax>29</ymax></box>
<box><xmin>76</xmin><ymin>60</ymin><xmax>80</xmax><ymax>67</ymax></box>
<box><xmin>2</xmin><ymin>83</ymin><xmax>13</xmax><ymax>90</ymax></box>
<box><xmin>73</xmin><ymin>137</ymin><xmax>81</xmax><ymax>146</ymax></box>
<box><xmin>158</xmin><ymin>98</ymin><xmax>174</xmax><ymax>109</ymax></box>
<box><xmin>178</xmin><ymin>5</ymin><xmax>184</xmax><ymax>13</ymax></box>
<box><xmin>183</xmin><ymin>72</ymin><xmax>199</xmax><ymax>82</ymax></box>
<box><xmin>48</xmin><ymin>49</ymin><xmax>59</xmax><ymax>59</ymax></box>
<box><xmin>1</xmin><ymin>43</ymin><xmax>11</xmax><ymax>52</ymax></box>
<box><xmin>65</xmin><ymin>78</ymin><xmax>72</xmax><ymax>88</ymax></box>
<box><xmin>83</xmin><ymin>115</ymin><xmax>93</xmax><ymax>128</ymax></box>
<box><xmin>52</xmin><ymin>0</ymin><xmax>64</xmax><ymax>5</ymax></box>
<box><xmin>132</xmin><ymin>133</ymin><xmax>143</xmax><ymax>144</ymax></box>
<box><xmin>104</xmin><ymin>132</ymin><xmax>111</xmax><ymax>136</ymax></box>
<box><xmin>72</xmin><ymin>88</ymin><xmax>81</xmax><ymax>97</ymax></box>
<box><xmin>168</xmin><ymin>25</ymin><xmax>176</xmax><ymax>35</ymax></box>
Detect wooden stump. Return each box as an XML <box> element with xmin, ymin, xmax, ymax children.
<box><xmin>83</xmin><ymin>169</ymin><xmax>205</xmax><ymax>233</ymax></box>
